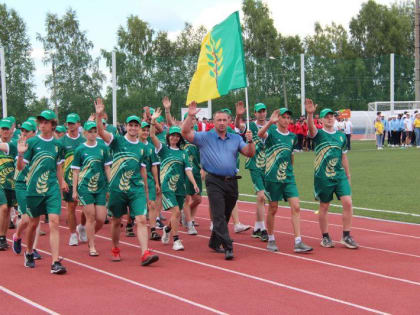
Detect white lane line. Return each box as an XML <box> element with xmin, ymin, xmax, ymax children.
<box><xmin>231</xmin><ymin>197</ymin><xmax>420</xmax><ymax>225</ymax></box>
<box><xmin>6</xmin><ymin>239</ymin><xmax>227</xmax><ymax>315</ymax></box>
<box><xmin>80</xmin><ymin>231</ymin><xmax>388</xmax><ymax>314</ymax></box>
<box><xmin>193</xmin><ymin>215</ymin><xmax>420</xmax><ymax>260</ymax></box>
<box><xmin>0</xmin><ymin>285</ymin><xmax>59</xmax><ymax>315</ymax></box>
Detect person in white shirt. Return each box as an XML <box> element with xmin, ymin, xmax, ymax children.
<box><xmin>344</xmin><ymin>118</ymin><xmax>352</xmax><ymax>150</ymax></box>
<box><xmin>404</xmin><ymin>114</ymin><xmax>413</xmax><ymax>147</ymax></box>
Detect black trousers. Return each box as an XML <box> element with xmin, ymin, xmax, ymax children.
<box><xmin>297</xmin><ymin>134</ymin><xmax>303</xmax><ymax>150</ymax></box>
<box><xmin>346</xmin><ymin>134</ymin><xmax>351</xmax><ymax>150</ymax></box>
<box><xmin>205</xmin><ymin>174</ymin><xmax>238</xmax><ymax>251</ymax></box>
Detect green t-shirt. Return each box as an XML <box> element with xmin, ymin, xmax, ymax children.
<box><xmin>264</xmin><ymin>129</ymin><xmax>297</xmax><ymax>183</ymax></box>
<box><xmin>72</xmin><ymin>142</ymin><xmax>112</xmax><ymax>194</ymax></box>
<box><xmin>157</xmin><ymin>144</ymin><xmax>191</xmax><ymax>195</ymax></box>
<box><xmin>12</xmin><ymin>129</ymin><xmax>21</xmax><ymax>141</ymax></box>
<box><xmin>312</xmin><ymin>129</ymin><xmax>347</xmax><ymax>180</ymax></box>
<box><xmin>182</xmin><ymin>141</ymin><xmax>201</xmax><ymax>177</ymax></box>
<box><xmin>156</xmin><ymin>130</ymin><xmax>167</xmax><ymax>144</ymax></box>
<box><xmin>106</xmin><ymin>124</ymin><xmax>118</xmax><ymax>136</ymax></box>
<box><xmin>58</xmin><ymin>134</ymin><xmax>86</xmax><ymax>186</ymax></box>
<box><xmin>142</xmin><ymin>141</ymin><xmax>159</xmax><ymax>187</ymax></box>
<box><xmin>108</xmin><ymin>134</ymin><xmax>146</xmax><ymax>193</ymax></box>
<box><xmin>0</xmin><ymin>141</ymin><xmax>17</xmax><ymax>190</ymax></box>
<box><xmin>245</xmin><ymin>121</ymin><xmax>266</xmax><ymax>172</ymax></box>
<box><xmin>23</xmin><ymin>135</ymin><xmax>63</xmax><ymax>196</ymax></box>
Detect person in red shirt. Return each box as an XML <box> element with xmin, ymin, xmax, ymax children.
<box><xmin>294</xmin><ymin>117</ymin><xmax>304</xmax><ymax>152</ymax></box>
<box><xmin>288</xmin><ymin>119</ymin><xmax>295</xmax><ymax>133</ymax></box>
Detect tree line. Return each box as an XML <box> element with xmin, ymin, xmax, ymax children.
<box><xmin>0</xmin><ymin>0</ymin><xmax>415</xmax><ymax>123</ymax></box>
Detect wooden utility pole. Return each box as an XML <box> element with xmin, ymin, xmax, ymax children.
<box><xmin>415</xmin><ymin>0</ymin><xmax>420</xmax><ymax>101</ymax></box>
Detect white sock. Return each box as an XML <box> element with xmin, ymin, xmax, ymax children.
<box><xmin>295</xmin><ymin>236</ymin><xmax>302</xmax><ymax>244</ymax></box>
<box><xmin>187</xmin><ymin>221</ymin><xmax>193</xmax><ymax>228</ymax></box>
<box><xmin>268</xmin><ymin>234</ymin><xmax>275</xmax><ymax>241</ymax></box>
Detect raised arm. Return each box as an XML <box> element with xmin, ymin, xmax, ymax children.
<box><xmin>235</xmin><ymin>101</ymin><xmax>246</xmax><ymax>133</ymax></box>
<box><xmin>305</xmin><ymin>98</ymin><xmax>318</xmax><ymax>138</ymax></box>
<box><xmin>150</xmin><ymin>108</ymin><xmax>163</xmax><ymax>149</ymax></box>
<box><xmin>181</xmin><ymin>101</ymin><xmax>200</xmax><ymax>143</ymax></box>
<box><xmin>162</xmin><ymin>96</ymin><xmax>177</xmax><ymax>127</ymax></box>
<box><xmin>95</xmin><ymin>98</ymin><xmax>112</xmax><ymax>143</ymax></box>
<box><xmin>258</xmin><ymin>109</ymin><xmax>280</xmax><ymax>139</ymax></box>
<box><xmin>240</xmin><ymin>130</ymin><xmax>255</xmax><ymax>157</ymax></box>
<box><xmin>16</xmin><ymin>134</ymin><xmax>28</xmax><ymax>171</ymax></box>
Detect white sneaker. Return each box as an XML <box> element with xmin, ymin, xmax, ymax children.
<box><xmin>209</xmin><ymin>222</ymin><xmax>213</xmax><ymax>231</ymax></box>
<box><xmin>69</xmin><ymin>233</ymin><xmax>78</xmax><ymax>246</ymax></box>
<box><xmin>187</xmin><ymin>225</ymin><xmax>197</xmax><ymax>235</ymax></box>
<box><xmin>234</xmin><ymin>223</ymin><xmax>251</xmax><ymax>233</ymax></box>
<box><xmin>172</xmin><ymin>239</ymin><xmax>184</xmax><ymax>251</ymax></box>
<box><xmin>161</xmin><ymin>227</ymin><xmax>170</xmax><ymax>244</ymax></box>
<box><xmin>77</xmin><ymin>224</ymin><xmax>87</xmax><ymax>243</ymax></box>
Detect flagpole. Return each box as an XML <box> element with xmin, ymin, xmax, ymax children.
<box><xmin>245</xmin><ymin>87</ymin><xmax>250</xmax><ymax>130</ymax></box>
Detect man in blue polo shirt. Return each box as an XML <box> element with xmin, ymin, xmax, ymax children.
<box><xmin>182</xmin><ymin>102</ymin><xmax>255</xmax><ymax>260</ymax></box>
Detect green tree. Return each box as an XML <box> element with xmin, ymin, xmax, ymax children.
<box><xmin>0</xmin><ymin>4</ymin><xmax>35</xmax><ymax>121</ymax></box>
<box><xmin>37</xmin><ymin>9</ymin><xmax>104</xmax><ymax>122</ymax></box>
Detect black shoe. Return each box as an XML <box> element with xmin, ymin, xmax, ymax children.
<box><xmin>224</xmin><ymin>249</ymin><xmax>234</xmax><ymax>260</ymax></box>
<box><xmin>260</xmin><ymin>230</ymin><xmax>269</xmax><ymax>242</ymax></box>
<box><xmin>12</xmin><ymin>234</ymin><xmax>21</xmax><ymax>254</ymax></box>
<box><xmin>0</xmin><ymin>236</ymin><xmax>7</xmax><ymax>251</ymax></box>
<box><xmin>125</xmin><ymin>224</ymin><xmax>135</xmax><ymax>237</ymax></box>
<box><xmin>150</xmin><ymin>231</ymin><xmax>161</xmax><ymax>241</ymax></box>
<box><xmin>51</xmin><ymin>261</ymin><xmax>67</xmax><ymax>274</ymax></box>
<box><xmin>9</xmin><ymin>220</ymin><xmax>15</xmax><ymax>229</ymax></box>
<box><xmin>209</xmin><ymin>245</ymin><xmax>224</xmax><ymax>253</ymax></box>
<box><xmin>251</xmin><ymin>229</ymin><xmax>262</xmax><ymax>239</ymax></box>
<box><xmin>33</xmin><ymin>249</ymin><xmax>42</xmax><ymax>260</ymax></box>
<box><xmin>155</xmin><ymin>219</ymin><xmax>164</xmax><ymax>230</ymax></box>
<box><xmin>24</xmin><ymin>252</ymin><xmax>35</xmax><ymax>268</ymax></box>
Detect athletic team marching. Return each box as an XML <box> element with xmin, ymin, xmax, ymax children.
<box><xmin>0</xmin><ymin>97</ymin><xmax>358</xmax><ymax>274</ymax></box>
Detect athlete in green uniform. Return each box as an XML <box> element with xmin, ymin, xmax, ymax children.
<box><xmin>12</xmin><ymin>121</ymin><xmax>42</xmax><ymax>259</ymax></box>
<box><xmin>150</xmin><ymin>108</ymin><xmax>199</xmax><ymax>251</ymax></box>
<box><xmin>72</xmin><ymin>121</ymin><xmax>112</xmax><ymax>256</ymax></box>
<box><xmin>236</xmin><ymin>101</ymin><xmax>269</xmax><ymax>241</ymax></box>
<box><xmin>0</xmin><ymin>118</ymin><xmax>18</xmax><ymax>251</ymax></box>
<box><xmin>138</xmin><ymin>122</ymin><xmax>161</xmax><ymax>241</ymax></box>
<box><xmin>258</xmin><ymin>108</ymin><xmax>313</xmax><ymax>253</ymax></box>
<box><xmin>95</xmin><ymin>98</ymin><xmax>158</xmax><ymax>266</ymax></box>
<box><xmin>162</xmin><ymin>98</ymin><xmax>202</xmax><ymax>235</ymax></box>
<box><xmin>59</xmin><ymin>113</ymin><xmax>87</xmax><ymax>246</ymax></box>
<box><xmin>17</xmin><ymin>110</ymin><xmax>66</xmax><ymax>274</ymax></box>
<box><xmin>306</xmin><ymin>99</ymin><xmax>358</xmax><ymax>249</ymax></box>
<box><xmin>54</xmin><ymin>125</ymin><xmax>67</xmax><ymax>139</ymax></box>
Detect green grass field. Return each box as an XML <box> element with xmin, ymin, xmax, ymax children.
<box><xmin>234</xmin><ymin>140</ymin><xmax>420</xmax><ymax>224</ymax></box>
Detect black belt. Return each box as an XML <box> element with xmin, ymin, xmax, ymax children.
<box><xmin>208</xmin><ymin>172</ymin><xmax>241</xmax><ymax>181</ymax></box>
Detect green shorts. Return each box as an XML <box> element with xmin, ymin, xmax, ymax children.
<box><xmin>108</xmin><ymin>190</ymin><xmax>147</xmax><ymax>218</ymax></box>
<box><xmin>78</xmin><ymin>189</ymin><xmax>107</xmax><ymax>206</ymax></box>
<box><xmin>63</xmin><ymin>187</ymin><xmax>74</xmax><ymax>202</ymax></box>
<box><xmin>162</xmin><ymin>191</ymin><xmax>185</xmax><ymax>211</ymax></box>
<box><xmin>314</xmin><ymin>177</ymin><xmax>352</xmax><ymax>203</ymax></box>
<box><xmin>147</xmin><ymin>178</ymin><xmax>156</xmax><ymax>201</ymax></box>
<box><xmin>250</xmin><ymin>169</ymin><xmax>265</xmax><ymax>193</ymax></box>
<box><xmin>186</xmin><ymin>173</ymin><xmax>202</xmax><ymax>196</ymax></box>
<box><xmin>0</xmin><ymin>189</ymin><xmax>16</xmax><ymax>207</ymax></box>
<box><xmin>265</xmin><ymin>181</ymin><xmax>299</xmax><ymax>202</ymax></box>
<box><xmin>26</xmin><ymin>193</ymin><xmax>62</xmax><ymax>218</ymax></box>
<box><xmin>15</xmin><ymin>189</ymin><xmax>27</xmax><ymax>215</ymax></box>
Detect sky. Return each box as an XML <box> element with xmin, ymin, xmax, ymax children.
<box><xmin>1</xmin><ymin>0</ymin><xmax>398</xmax><ymax>99</ymax></box>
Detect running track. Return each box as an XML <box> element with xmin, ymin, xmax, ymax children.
<box><xmin>1</xmin><ymin>198</ymin><xmax>419</xmax><ymax>314</ymax></box>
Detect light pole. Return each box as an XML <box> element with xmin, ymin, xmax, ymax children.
<box><xmin>44</xmin><ymin>49</ymin><xmax>58</xmax><ymax>119</ymax></box>
<box><xmin>0</xmin><ymin>41</ymin><xmax>7</xmax><ymax>118</ymax></box>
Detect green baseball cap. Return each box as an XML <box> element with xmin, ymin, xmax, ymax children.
<box><xmin>66</xmin><ymin>113</ymin><xmax>80</xmax><ymax>123</ymax></box>
<box><xmin>55</xmin><ymin>125</ymin><xmax>67</xmax><ymax>133</ymax></box>
<box><xmin>0</xmin><ymin>119</ymin><xmax>13</xmax><ymax>129</ymax></box>
<box><xmin>38</xmin><ymin>110</ymin><xmax>56</xmax><ymax>121</ymax></box>
<box><xmin>28</xmin><ymin>120</ymin><xmax>37</xmax><ymax>130</ymax></box>
<box><xmin>254</xmin><ymin>103</ymin><xmax>266</xmax><ymax>112</ymax></box>
<box><xmin>156</xmin><ymin>116</ymin><xmax>164</xmax><ymax>123</ymax></box>
<box><xmin>168</xmin><ymin>126</ymin><xmax>181</xmax><ymax>135</ymax></box>
<box><xmin>27</xmin><ymin>116</ymin><xmax>36</xmax><ymax>123</ymax></box>
<box><xmin>126</xmin><ymin>115</ymin><xmax>141</xmax><ymax>124</ymax></box>
<box><xmin>84</xmin><ymin>121</ymin><xmax>97</xmax><ymax>131</ymax></box>
<box><xmin>279</xmin><ymin>108</ymin><xmax>292</xmax><ymax>116</ymax></box>
<box><xmin>221</xmin><ymin>108</ymin><xmax>232</xmax><ymax>116</ymax></box>
<box><xmin>141</xmin><ymin>121</ymin><xmax>150</xmax><ymax>128</ymax></box>
<box><xmin>320</xmin><ymin>108</ymin><xmax>335</xmax><ymax>118</ymax></box>
<box><xmin>7</xmin><ymin>116</ymin><xmax>16</xmax><ymax>124</ymax></box>
<box><xmin>21</xmin><ymin>121</ymin><xmax>36</xmax><ymax>132</ymax></box>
